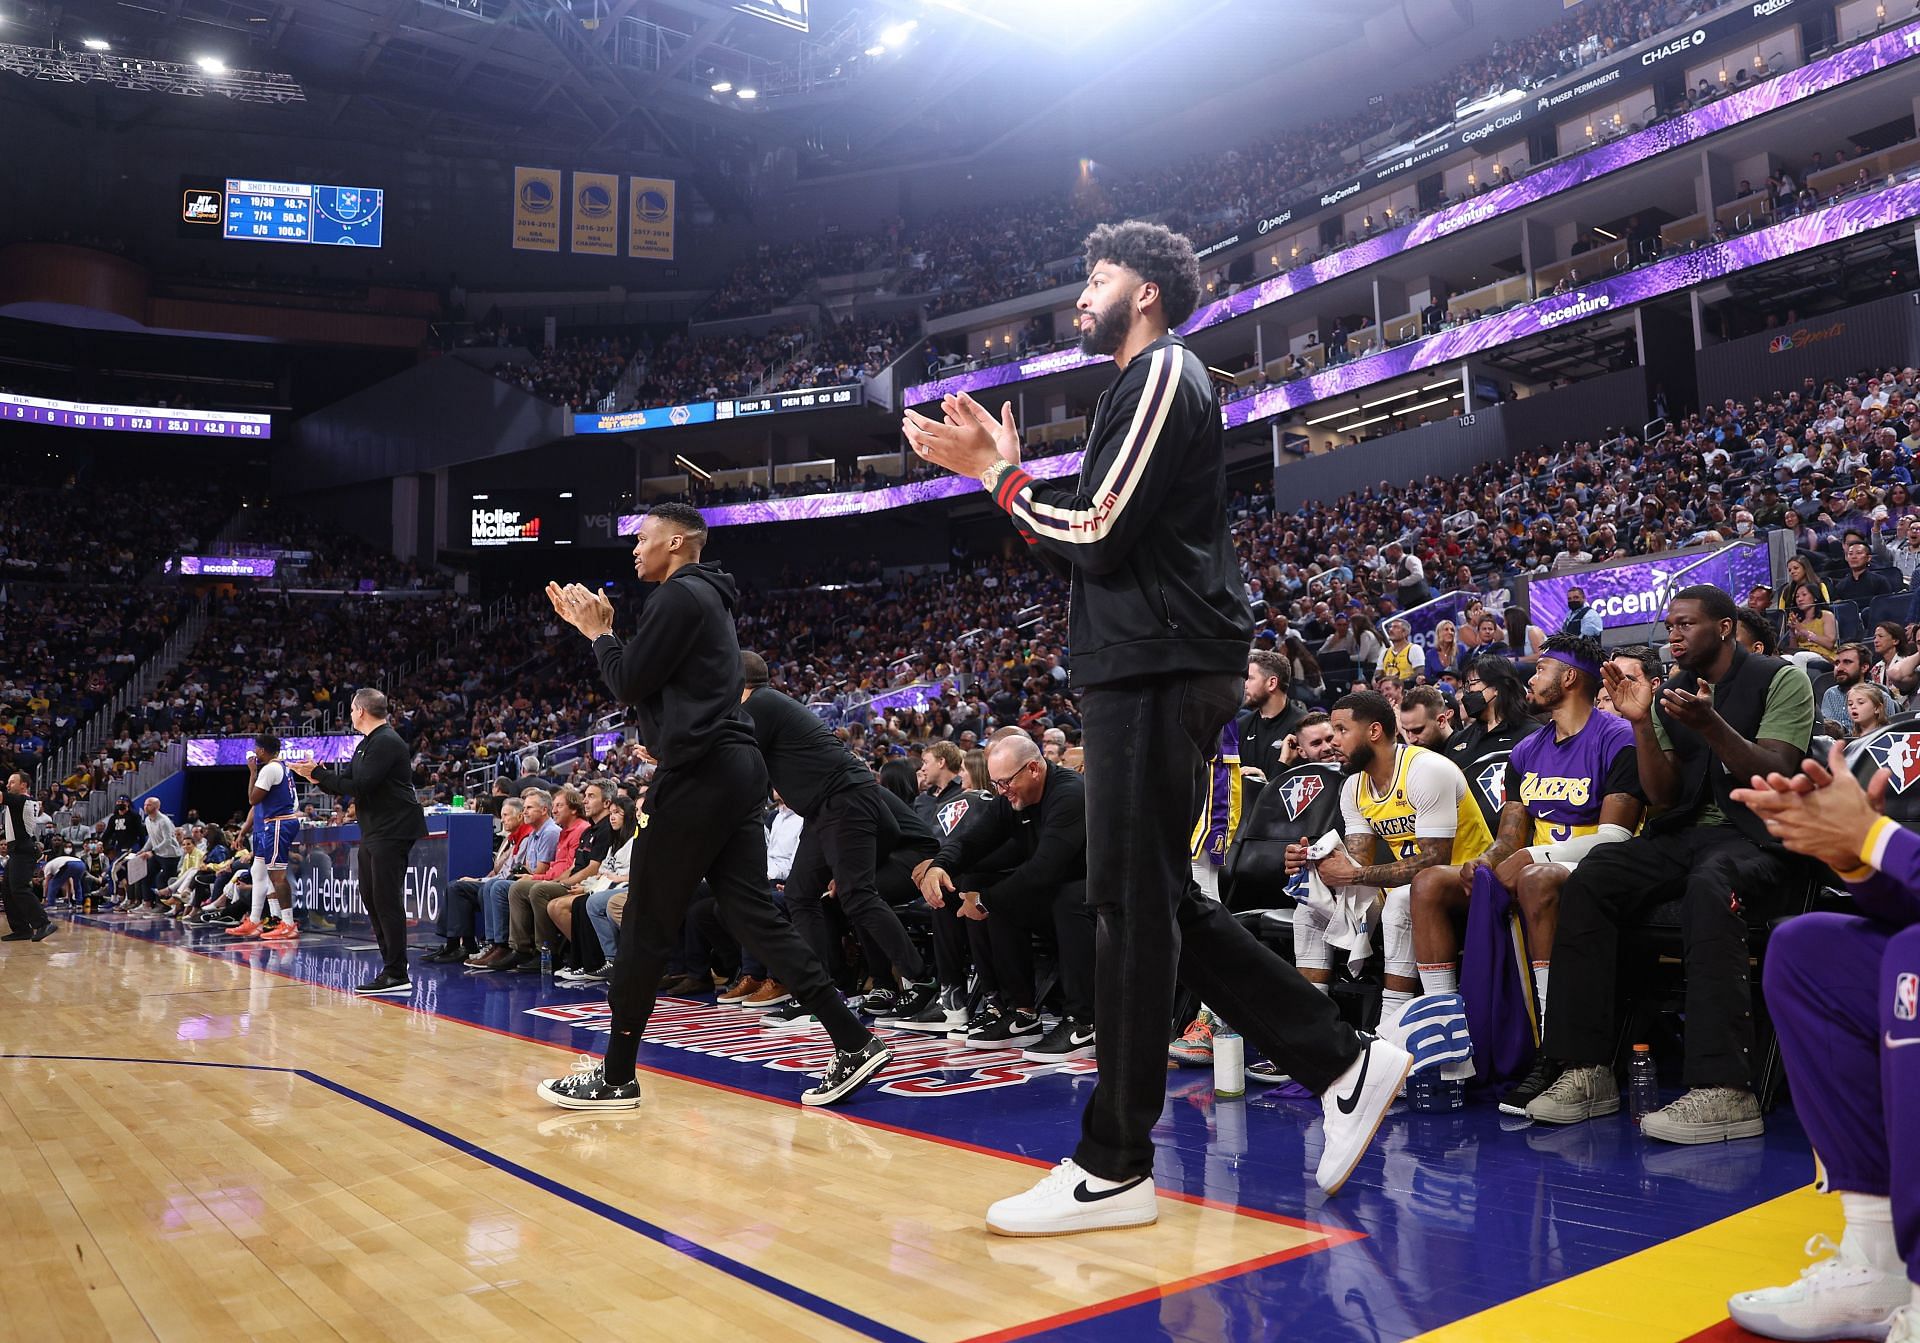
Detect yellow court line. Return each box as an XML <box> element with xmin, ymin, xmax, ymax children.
<box><xmin>1412</xmin><ymin>1184</ymin><xmax>1841</xmax><ymax>1343</ymax></box>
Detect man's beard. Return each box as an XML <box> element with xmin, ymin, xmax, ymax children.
<box><xmin>1340</xmin><ymin>742</ymin><xmax>1375</xmax><ymax>775</ymax></box>
<box><xmin>1079</xmin><ymin>299</ymin><xmax>1133</xmax><ymax>357</ymax></box>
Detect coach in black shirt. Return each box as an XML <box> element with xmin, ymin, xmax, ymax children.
<box><xmin>292</xmin><ymin>688</ymin><xmax>427</xmax><ymax>996</ymax></box>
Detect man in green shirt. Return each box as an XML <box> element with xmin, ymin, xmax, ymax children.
<box><xmin>1519</xmin><ymin>585</ymin><xmax>1815</xmax><ymax>1143</ymax></box>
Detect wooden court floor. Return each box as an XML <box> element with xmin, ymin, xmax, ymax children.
<box><xmin>0</xmin><ymin>922</ymin><xmax>1348</xmax><ymax>1343</ymax></box>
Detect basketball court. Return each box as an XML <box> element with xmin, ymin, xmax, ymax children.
<box><xmin>0</xmin><ymin>914</ymin><xmax>1834</xmax><ymax>1341</ymax></box>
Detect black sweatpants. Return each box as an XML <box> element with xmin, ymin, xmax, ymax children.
<box><xmin>1543</xmin><ymin>827</ymin><xmax>1791</xmax><ymax>1087</ymax></box>
<box><xmin>604</xmin><ymin>742</ymin><xmax>868</xmax><ymax>1083</ymax></box>
<box><xmin>3</xmin><ymin>846</ymin><xmax>48</xmax><ymax>933</ymax></box>
<box><xmin>358</xmin><ymin>836</ymin><xmax>414</xmax><ymax>977</ymax></box>
<box><xmin>784</xmin><ymin>787</ymin><xmax>927</xmax><ymax>983</ymax></box>
<box><xmin>1074</xmin><ymin>672</ymin><xmax>1363</xmax><ymax>1182</ymax></box>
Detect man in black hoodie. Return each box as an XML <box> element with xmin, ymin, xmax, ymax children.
<box><xmin>539</xmin><ymin>503</ymin><xmax>888</xmax><ymax>1110</ymax></box>
<box><xmin>738</xmin><ymin>650</ymin><xmax>937</xmax><ymax>1022</ymax></box>
<box><xmin>904</xmin><ymin>220</ymin><xmax>1406</xmax><ymax>1236</ymax></box>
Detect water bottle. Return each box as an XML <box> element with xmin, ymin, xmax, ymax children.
<box><xmin>452</xmin><ymin>794</ymin><xmax>465</xmax><ymax>810</ymax></box>
<box><xmin>1409</xmin><ymin>1073</ymin><xmax>1465</xmax><ymax>1112</ymax></box>
<box><xmin>1213</xmin><ymin>1022</ymin><xmax>1245</xmax><ymax>1099</ymax></box>
<box><xmin>1628</xmin><ymin>1043</ymin><xmax>1659</xmax><ymax>1122</ymax></box>
<box><xmin>539</xmin><ymin>945</ymin><xmax>553</xmax><ymax>976</ymax></box>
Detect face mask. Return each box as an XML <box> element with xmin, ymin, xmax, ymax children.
<box><xmin>1461</xmin><ymin>690</ymin><xmax>1488</xmax><ymax>719</ymax></box>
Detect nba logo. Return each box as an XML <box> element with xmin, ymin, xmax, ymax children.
<box><xmin>1476</xmin><ymin>761</ymin><xmax>1507</xmax><ymax>810</ymax></box>
<box><xmin>1279</xmin><ymin>773</ymin><xmax>1324</xmax><ymax>821</ymax></box>
<box><xmin>1897</xmin><ymin>973</ymin><xmax>1918</xmax><ymax>1023</ymax></box>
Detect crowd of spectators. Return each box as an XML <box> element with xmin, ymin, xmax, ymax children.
<box><xmin>490</xmin><ymin>334</ymin><xmax>635</xmax><ymax>414</ymax></box>
<box><xmin>0</xmin><ymin>477</ymin><xmax>234</xmax><ymax>582</ymax></box>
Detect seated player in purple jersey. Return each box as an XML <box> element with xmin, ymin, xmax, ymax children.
<box><xmin>1725</xmin><ymin>744</ymin><xmax>1918</xmax><ymax>1343</ymax></box>
<box><xmin>1409</xmin><ymin>634</ymin><xmax>1643</xmax><ymax>1110</ymax></box>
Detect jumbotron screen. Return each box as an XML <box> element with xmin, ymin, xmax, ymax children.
<box><xmin>223</xmin><ymin>178</ymin><xmax>385</xmax><ymax>247</ymax></box>
<box><xmin>466</xmin><ymin>492</ymin><xmax>577</xmax><ymax>549</ymax></box>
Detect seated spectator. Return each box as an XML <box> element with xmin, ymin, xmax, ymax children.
<box><xmin>468</xmin><ymin>789</ymin><xmax>561</xmax><ymax>968</ymax></box>
<box><xmin>425</xmin><ymin>797</ymin><xmax>525</xmax><ymax>962</ymax></box>
<box><xmin>1832</xmin><ymin>536</ymin><xmax>1898</xmax><ymax>607</ymax></box>
<box><xmin>553</xmin><ymin>790</ymin><xmax>640</xmax><ymax>985</ymax></box>
<box><xmin>1786</xmin><ymin>582</ymin><xmax>1840</xmax><ymax>663</ymax></box>
<box><xmin>1523</xmin><ymin>585</ymin><xmax>1813</xmax><ymax>1142</ymax></box>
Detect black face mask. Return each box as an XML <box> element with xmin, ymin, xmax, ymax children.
<box><xmin>1460</xmin><ymin>690</ymin><xmax>1488</xmax><ymax>719</ymax></box>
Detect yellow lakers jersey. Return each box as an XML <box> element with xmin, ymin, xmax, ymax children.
<box><xmin>1353</xmin><ymin>744</ymin><xmax>1493</xmax><ymax>864</ymax></box>
<box><xmin>1379</xmin><ymin>643</ymin><xmax>1420</xmax><ymax>682</ymax></box>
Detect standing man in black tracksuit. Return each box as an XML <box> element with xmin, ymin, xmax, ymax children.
<box><xmin>905</xmin><ymin>220</ymin><xmax>1409</xmax><ymax>1236</ymax></box>
<box><xmin>916</xmin><ymin>735</ymin><xmax>1093</xmax><ymax>1061</ymax></box>
<box><xmin>291</xmin><ymin>689</ymin><xmax>427</xmax><ymax>995</ymax></box>
<box><xmin>538</xmin><ymin>503</ymin><xmax>888</xmax><ymax>1111</ymax></box>
<box><xmin>737</xmin><ymin>650</ymin><xmax>938</xmax><ymax>1024</ymax></box>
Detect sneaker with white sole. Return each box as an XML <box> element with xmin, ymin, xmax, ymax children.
<box><xmin>986</xmin><ymin>1158</ymin><xmax>1158</xmax><ymax>1237</ymax></box>
<box><xmin>1316</xmin><ymin>1036</ymin><xmax>1413</xmax><ymax>1195</ymax></box>
<box><xmin>1639</xmin><ymin>1086</ymin><xmax>1765</xmax><ymax>1144</ymax></box>
<box><xmin>800</xmin><ymin>1039</ymin><xmax>890</xmax><ymax>1107</ymax></box>
<box><xmin>762</xmin><ymin>1000</ymin><xmax>824</xmax><ymax>1034</ymax></box>
<box><xmin>1246</xmin><ymin>1057</ymin><xmax>1291</xmax><ymax>1086</ymax></box>
<box><xmin>1727</xmin><ymin>1234</ymin><xmax>1910</xmax><ymax>1342</ymax></box>
<box><xmin>1887</xmin><ymin>1307</ymin><xmax>1919</xmax><ymax>1343</ymax></box>
<box><xmin>536</xmin><ymin>1055</ymin><xmax>642</xmax><ymax>1111</ymax></box>
<box><xmin>1022</xmin><ymin>1017</ymin><xmax>1095</xmax><ymax>1063</ymax></box>
<box><xmin>967</xmin><ymin>1006</ymin><xmax>1043</xmax><ymax>1050</ymax></box>
<box><xmin>886</xmin><ymin>985</ymin><xmax>969</xmax><ymax>1034</ymax></box>
<box><xmin>1168</xmin><ymin>1014</ymin><xmax>1215</xmax><ymax>1067</ymax></box>
<box><xmin>1525</xmin><ymin>1064</ymin><xmax>1620</xmax><ymax>1125</ymax></box>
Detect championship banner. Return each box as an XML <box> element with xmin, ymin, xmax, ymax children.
<box><xmin>570</xmin><ymin>171</ymin><xmax>619</xmax><ymax>255</ymax></box>
<box><xmin>628</xmin><ymin>176</ymin><xmax>675</xmax><ymax>260</ymax></box>
<box><xmin>512</xmin><ymin>166</ymin><xmax>561</xmax><ymax>252</ymax></box>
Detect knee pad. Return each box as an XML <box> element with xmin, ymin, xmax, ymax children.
<box><xmin>1382</xmin><ymin>884</ymin><xmax>1415</xmax><ymax>981</ymax></box>
<box><xmin>1292</xmin><ymin>896</ymin><xmax>1332</xmax><ymax>971</ymax></box>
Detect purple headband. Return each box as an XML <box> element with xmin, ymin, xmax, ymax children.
<box><xmin>1541</xmin><ymin>648</ymin><xmax>1601</xmax><ymax>680</ymax></box>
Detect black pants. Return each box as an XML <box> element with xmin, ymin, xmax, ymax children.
<box><xmin>1074</xmin><ymin>672</ymin><xmax>1362</xmax><ymax>1182</ymax></box>
<box><xmin>1543</xmin><ymin>827</ymin><xmax>1790</xmax><ymax>1087</ymax></box>
<box><xmin>358</xmin><ymin>837</ymin><xmax>414</xmax><ymax>977</ymax></box>
<box><xmin>962</xmin><ymin>871</ymin><xmax>1093</xmax><ymax>1019</ymax></box>
<box><xmin>784</xmin><ymin>787</ymin><xmax>927</xmax><ymax>983</ymax></box>
<box><xmin>606</xmin><ymin>742</ymin><xmax>868</xmax><ymax>1069</ymax></box>
<box><xmin>684</xmin><ymin>891</ymin><xmax>742</xmax><ymax>980</ymax></box>
<box><xmin>3</xmin><ymin>846</ymin><xmax>48</xmax><ymax>932</ymax></box>
<box><xmin>440</xmin><ymin>876</ymin><xmax>482</xmax><ymax>944</ymax></box>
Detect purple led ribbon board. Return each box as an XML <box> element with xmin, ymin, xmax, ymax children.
<box><xmin>176</xmin><ymin>555</ymin><xmax>278</xmax><ymax>577</ymax></box>
<box><xmin>185</xmin><ymin>735</ymin><xmax>360</xmax><ymax>767</ymax></box>
<box><xmin>1223</xmin><ymin>178</ymin><xmax>1920</xmax><ymax>427</ymax></box>
<box><xmin>618</xmin><ymin>450</ymin><xmax>1085</xmax><ymax>531</ymax></box>
<box><xmin>901</xmin><ymin>20</ymin><xmax>1920</xmax><ymax>408</ymax></box>
<box><xmin>0</xmin><ymin>392</ymin><xmax>271</xmax><ymax>437</ymax></box>
<box><xmin>1527</xmin><ymin>545</ymin><xmax>1773</xmax><ymax>632</ymax></box>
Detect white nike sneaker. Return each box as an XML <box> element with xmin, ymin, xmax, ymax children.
<box><xmin>1316</xmin><ymin>1036</ymin><xmax>1413</xmax><ymax>1196</ymax></box>
<box><xmin>1726</xmin><ymin>1235</ymin><xmax>1910</xmax><ymax>1342</ymax></box>
<box><xmin>1886</xmin><ymin>1306</ymin><xmax>1918</xmax><ymax>1343</ymax></box>
<box><xmin>985</xmin><ymin>1158</ymin><xmax>1158</xmax><ymax>1236</ymax></box>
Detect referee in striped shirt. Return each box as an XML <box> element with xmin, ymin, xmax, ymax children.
<box><xmin>904</xmin><ymin>221</ymin><xmax>1409</xmax><ymax>1237</ymax></box>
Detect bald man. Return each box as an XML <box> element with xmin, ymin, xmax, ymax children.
<box><xmin>917</xmin><ymin>735</ymin><xmax>1094</xmax><ymax>1062</ymax></box>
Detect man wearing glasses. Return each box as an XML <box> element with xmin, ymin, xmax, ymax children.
<box><xmin>916</xmin><ymin>734</ymin><xmax>1093</xmax><ymax>1062</ymax></box>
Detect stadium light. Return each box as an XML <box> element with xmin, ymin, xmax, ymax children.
<box><xmin>81</xmin><ymin>37</ymin><xmax>109</xmax><ymax>50</ymax></box>
<box><xmin>710</xmin><ymin>79</ymin><xmax>732</xmax><ymax>91</ymax></box>
<box><xmin>736</xmin><ymin>86</ymin><xmax>757</xmax><ymax>99</ymax></box>
<box><xmin>864</xmin><ymin>44</ymin><xmax>886</xmax><ymax>55</ymax></box>
<box><xmin>878</xmin><ymin>19</ymin><xmax>916</xmax><ymax>46</ymax></box>
<box><xmin>196</xmin><ymin>55</ymin><xmax>227</xmax><ymax>74</ymax></box>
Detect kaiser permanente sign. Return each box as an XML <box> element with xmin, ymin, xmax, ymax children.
<box><xmin>1191</xmin><ymin>0</ymin><xmax>1802</xmax><ymax>264</ymax></box>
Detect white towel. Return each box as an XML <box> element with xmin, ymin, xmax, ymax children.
<box><xmin>1303</xmin><ymin>831</ymin><xmax>1382</xmax><ymax>960</ymax></box>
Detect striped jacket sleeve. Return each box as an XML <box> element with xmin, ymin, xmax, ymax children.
<box><xmin>988</xmin><ymin>345</ymin><xmax>1198</xmax><ymax>575</ymax></box>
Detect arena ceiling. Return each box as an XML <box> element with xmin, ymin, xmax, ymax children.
<box><xmin>5</xmin><ymin>0</ymin><xmax>1558</xmax><ymax>212</ymax></box>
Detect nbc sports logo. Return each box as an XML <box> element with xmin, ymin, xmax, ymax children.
<box><xmin>1861</xmin><ymin>730</ymin><xmax>1920</xmax><ymax>795</ymax></box>
<box><xmin>1278</xmin><ymin>773</ymin><xmax>1324</xmax><ymax>821</ymax></box>
<box><xmin>1897</xmin><ymin>973</ymin><xmax>1917</xmax><ymax>1022</ymax></box>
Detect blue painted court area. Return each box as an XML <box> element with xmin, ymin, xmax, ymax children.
<box><xmin>79</xmin><ymin>911</ymin><xmax>1818</xmax><ymax>1343</ymax></box>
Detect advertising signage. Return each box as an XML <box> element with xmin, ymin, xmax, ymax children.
<box><xmin>904</xmin><ymin>20</ymin><xmax>1920</xmax><ymax>409</ymax></box>
<box><xmin>572</xmin><ymin>382</ymin><xmax>862</xmax><ymax>435</ymax></box>
<box><xmin>1193</xmin><ymin>0</ymin><xmax>1804</xmax><ymax>261</ymax></box>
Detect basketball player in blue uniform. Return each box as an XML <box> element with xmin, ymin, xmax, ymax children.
<box><xmin>236</xmin><ymin>734</ymin><xmax>302</xmax><ymax>941</ymax></box>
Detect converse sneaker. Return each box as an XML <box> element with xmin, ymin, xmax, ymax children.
<box><xmin>888</xmin><ymin>986</ymin><xmax>969</xmax><ymax>1034</ymax></box>
<box><xmin>536</xmin><ymin>1055</ymin><xmax>641</xmax><ymax>1111</ymax></box>
<box><xmin>1316</xmin><ymin>1035</ymin><xmax>1413</xmax><ymax>1195</ymax></box>
<box><xmin>1499</xmin><ymin>1056</ymin><xmax>1568</xmax><ymax>1117</ymax></box>
<box><xmin>1639</xmin><ymin>1087</ymin><xmax>1765</xmax><ymax>1144</ymax></box>
<box><xmin>800</xmin><ymin>1039</ymin><xmax>891</xmax><ymax>1107</ymax></box>
<box><xmin>1168</xmin><ymin>1014</ymin><xmax>1215</xmax><ymax>1067</ymax></box>
<box><xmin>985</xmin><ymin>1159</ymin><xmax>1157</xmax><ymax>1237</ymax></box>
<box><xmin>1023</xmin><ymin>1017</ymin><xmax>1096</xmax><ymax>1063</ymax></box>
<box><xmin>1525</xmin><ymin>1064</ymin><xmax>1620</xmax><ymax>1125</ymax></box>
<box><xmin>966</xmin><ymin>1006</ymin><xmax>1043</xmax><ymax>1051</ymax></box>
<box><xmin>1727</xmin><ymin>1234</ymin><xmax>1910</xmax><ymax>1342</ymax></box>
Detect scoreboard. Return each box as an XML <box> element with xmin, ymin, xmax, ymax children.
<box><xmin>223</xmin><ymin>178</ymin><xmax>384</xmax><ymax>247</ymax></box>
<box><xmin>1</xmin><ymin>392</ymin><xmax>270</xmax><ymax>438</ymax></box>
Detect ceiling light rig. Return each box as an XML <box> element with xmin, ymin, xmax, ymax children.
<box><xmin>0</xmin><ymin>41</ymin><xmax>305</xmax><ymax>102</ymax></box>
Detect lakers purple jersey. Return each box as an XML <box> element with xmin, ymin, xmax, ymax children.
<box><xmin>1504</xmin><ymin>711</ymin><xmax>1637</xmax><ymax>846</ymax></box>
